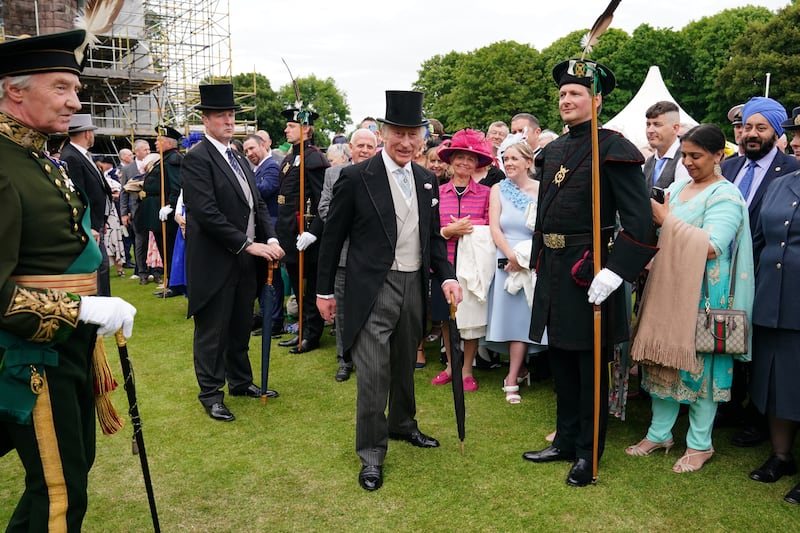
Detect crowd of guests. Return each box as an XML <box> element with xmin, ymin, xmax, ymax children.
<box><xmin>47</xmin><ymin>87</ymin><xmax>800</xmax><ymax>502</ymax></box>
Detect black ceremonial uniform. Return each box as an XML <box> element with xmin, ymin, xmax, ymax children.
<box><xmin>139</xmin><ymin>146</ymin><xmax>183</xmax><ymax>273</ymax></box>
<box><xmin>529</xmin><ymin>119</ymin><xmax>656</xmax><ymax>461</ymax></box>
<box><xmin>276</xmin><ymin>140</ymin><xmax>329</xmax><ymax>344</ymax></box>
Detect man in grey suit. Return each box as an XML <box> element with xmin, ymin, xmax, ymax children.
<box><xmin>317</xmin><ymin>91</ymin><xmax>462</xmax><ymax>491</ymax></box>
<box><xmin>642</xmin><ymin>101</ymin><xmax>689</xmax><ymax>189</ymax></box>
<box><xmin>318</xmin><ymin>127</ymin><xmax>378</xmax><ymax>382</ymax></box>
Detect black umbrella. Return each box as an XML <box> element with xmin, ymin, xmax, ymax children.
<box><xmin>448</xmin><ymin>302</ymin><xmax>466</xmax><ymax>455</ymax></box>
<box><xmin>261</xmin><ymin>261</ymin><xmax>277</xmax><ymax>404</ymax></box>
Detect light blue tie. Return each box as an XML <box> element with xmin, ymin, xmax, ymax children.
<box><xmin>653</xmin><ymin>157</ymin><xmax>667</xmax><ymax>186</ymax></box>
<box><xmin>394</xmin><ymin>167</ymin><xmax>412</xmax><ymax>200</ymax></box>
<box><xmin>738</xmin><ymin>161</ymin><xmax>757</xmax><ymax>201</ymax></box>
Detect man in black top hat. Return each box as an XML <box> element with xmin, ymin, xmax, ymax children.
<box><xmin>317</xmin><ymin>90</ymin><xmax>462</xmax><ymax>491</ymax></box>
<box><xmin>275</xmin><ymin>107</ymin><xmax>329</xmax><ymax>353</ymax></box>
<box><xmin>181</xmin><ymin>84</ymin><xmax>283</xmax><ymax>422</ymax></box>
<box><xmin>522</xmin><ymin>59</ymin><xmax>656</xmax><ymax>487</ymax></box>
<box><xmin>139</xmin><ymin>124</ymin><xmax>183</xmax><ymax>292</ymax></box>
<box><xmin>0</xmin><ymin>29</ymin><xmax>137</xmax><ymax>531</ymax></box>
<box><xmin>783</xmin><ymin>106</ymin><xmax>800</xmax><ymax>161</ymax></box>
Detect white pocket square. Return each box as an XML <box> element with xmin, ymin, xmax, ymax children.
<box><xmin>431</xmin><ymin>198</ymin><xmax>439</xmax><ymax>207</ymax></box>
<box><xmin>424</xmin><ymin>183</ymin><xmax>433</xmax><ymax>190</ymax></box>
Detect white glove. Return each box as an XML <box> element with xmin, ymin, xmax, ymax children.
<box><xmin>296</xmin><ymin>232</ymin><xmax>318</xmax><ymax>251</ymax></box>
<box><xmin>79</xmin><ymin>296</ymin><xmax>137</xmax><ymax>338</ymax></box>
<box><xmin>158</xmin><ymin>205</ymin><xmax>174</xmax><ymax>221</ymax></box>
<box><xmin>587</xmin><ymin>268</ymin><xmax>623</xmax><ymax>305</ymax></box>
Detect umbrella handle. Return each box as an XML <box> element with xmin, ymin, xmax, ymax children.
<box><xmin>449</xmin><ymin>301</ymin><xmax>458</xmax><ymax>319</ymax></box>
<box><xmin>266</xmin><ymin>260</ymin><xmax>276</xmax><ymax>285</ymax></box>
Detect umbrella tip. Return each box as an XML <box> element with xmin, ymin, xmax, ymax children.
<box><xmin>261</xmin><ymin>395</ymin><xmax>267</xmax><ymax>405</ymax></box>
<box><xmin>459</xmin><ymin>441</ymin><xmax>465</xmax><ymax>456</ymax></box>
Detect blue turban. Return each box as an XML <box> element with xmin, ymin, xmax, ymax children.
<box><xmin>742</xmin><ymin>96</ymin><xmax>787</xmax><ymax>137</ymax></box>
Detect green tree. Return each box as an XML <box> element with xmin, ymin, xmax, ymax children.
<box><xmin>717</xmin><ymin>2</ymin><xmax>800</xmax><ymax>130</ymax></box>
<box><xmin>231</xmin><ymin>72</ymin><xmax>284</xmax><ymax>145</ymax></box>
<box><xmin>276</xmin><ymin>75</ymin><xmax>350</xmax><ymax>148</ymax></box>
<box><xmin>442</xmin><ymin>41</ymin><xmax>545</xmax><ymax>132</ymax></box>
<box><xmin>680</xmin><ymin>5</ymin><xmax>775</xmax><ymax>130</ymax></box>
<box><xmin>414</xmin><ymin>51</ymin><xmax>465</xmax><ymax>131</ymax></box>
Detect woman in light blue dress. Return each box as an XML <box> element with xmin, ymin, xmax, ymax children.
<box><xmin>626</xmin><ymin>125</ymin><xmax>754</xmax><ymax>472</ymax></box>
<box><xmin>485</xmin><ymin>142</ymin><xmax>547</xmax><ymax>404</ymax></box>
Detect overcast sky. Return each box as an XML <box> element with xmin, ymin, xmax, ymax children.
<box><xmin>230</xmin><ymin>0</ymin><xmax>788</xmax><ymax>131</ymax></box>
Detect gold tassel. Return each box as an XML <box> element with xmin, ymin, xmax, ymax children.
<box><xmin>92</xmin><ymin>335</ymin><xmax>124</xmax><ymax>435</ymax></box>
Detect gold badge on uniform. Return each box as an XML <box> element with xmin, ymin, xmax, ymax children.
<box><xmin>277</xmin><ymin>195</ymin><xmax>286</xmax><ymax>205</ymax></box>
<box><xmin>281</xmin><ymin>163</ymin><xmax>291</xmax><ymax>175</ymax></box>
<box><xmin>554</xmin><ymin>165</ymin><xmax>569</xmax><ymax>187</ymax></box>
<box><xmin>30</xmin><ymin>365</ymin><xmax>44</xmax><ymax>394</ymax></box>
<box><xmin>573</xmin><ymin>61</ymin><xmax>587</xmax><ymax>78</ymax></box>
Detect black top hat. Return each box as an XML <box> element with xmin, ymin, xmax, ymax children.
<box><xmin>0</xmin><ymin>29</ymin><xmax>87</xmax><ymax>78</ymax></box>
<box><xmin>195</xmin><ymin>84</ymin><xmax>242</xmax><ymax>111</ymax></box>
<box><xmin>379</xmin><ymin>91</ymin><xmax>429</xmax><ymax>128</ymax></box>
<box><xmin>780</xmin><ymin>106</ymin><xmax>800</xmax><ymax>132</ymax></box>
<box><xmin>281</xmin><ymin>108</ymin><xmax>319</xmax><ymax>125</ymax></box>
<box><xmin>552</xmin><ymin>59</ymin><xmax>616</xmax><ymax>96</ymax></box>
<box><xmin>156</xmin><ymin>124</ymin><xmax>183</xmax><ymax>140</ymax></box>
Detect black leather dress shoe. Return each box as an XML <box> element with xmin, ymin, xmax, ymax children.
<box><xmin>731</xmin><ymin>426</ymin><xmax>769</xmax><ymax>447</ymax></box>
<box><xmin>749</xmin><ymin>454</ymin><xmax>798</xmax><ymax>483</ymax></box>
<box><xmin>278</xmin><ymin>335</ymin><xmax>299</xmax><ymax>347</ymax></box>
<box><xmin>230</xmin><ymin>384</ymin><xmax>279</xmax><ymax>398</ymax></box>
<box><xmin>358</xmin><ymin>465</ymin><xmax>383</xmax><ymax>491</ymax></box>
<box><xmin>522</xmin><ymin>445</ymin><xmax>576</xmax><ymax>463</ymax></box>
<box><xmin>153</xmin><ymin>288</ymin><xmax>177</xmax><ymax>298</ymax></box>
<box><xmin>271</xmin><ymin>325</ymin><xmax>285</xmax><ymax>337</ymax></box>
<box><xmin>388</xmin><ymin>430</ymin><xmax>440</xmax><ymax>448</ymax></box>
<box><xmin>289</xmin><ymin>339</ymin><xmax>319</xmax><ymax>354</ymax></box>
<box><xmin>566</xmin><ymin>458</ymin><xmax>593</xmax><ymax>487</ymax></box>
<box><xmin>784</xmin><ymin>482</ymin><xmax>800</xmax><ymax>505</ymax></box>
<box><xmin>335</xmin><ymin>364</ymin><xmax>352</xmax><ymax>382</ymax></box>
<box><xmin>205</xmin><ymin>402</ymin><xmax>235</xmax><ymax>422</ymax></box>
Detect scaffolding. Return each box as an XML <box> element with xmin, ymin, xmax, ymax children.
<box><xmin>1</xmin><ymin>0</ymin><xmax>256</xmax><ymax>150</ymax></box>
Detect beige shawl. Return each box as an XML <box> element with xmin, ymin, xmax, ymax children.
<box><xmin>631</xmin><ymin>213</ymin><xmax>708</xmax><ymax>385</ymax></box>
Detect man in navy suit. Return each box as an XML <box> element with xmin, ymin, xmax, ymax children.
<box><xmin>243</xmin><ymin>132</ymin><xmax>284</xmax><ymax>336</ymax></box>
<box><xmin>720</xmin><ymin>96</ymin><xmax>800</xmax><ymax>447</ymax></box>
<box><xmin>317</xmin><ymin>91</ymin><xmax>462</xmax><ymax>491</ymax></box>
<box><xmin>61</xmin><ymin>114</ymin><xmax>113</xmax><ymax>296</ymax></box>
<box><xmin>181</xmin><ymin>84</ymin><xmax>284</xmax><ymax>422</ymax></box>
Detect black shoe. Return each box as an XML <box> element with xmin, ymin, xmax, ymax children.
<box><xmin>123</xmin><ymin>262</ymin><xmax>136</xmax><ymax>269</ymax></box>
<box><xmin>388</xmin><ymin>430</ymin><xmax>439</xmax><ymax>448</ymax></box>
<box><xmin>522</xmin><ymin>445</ymin><xmax>576</xmax><ymax>463</ymax></box>
<box><xmin>732</xmin><ymin>426</ymin><xmax>769</xmax><ymax>447</ymax></box>
<box><xmin>251</xmin><ymin>315</ymin><xmax>263</xmax><ymax>332</ymax></box>
<box><xmin>335</xmin><ymin>364</ymin><xmax>352</xmax><ymax>382</ymax></box>
<box><xmin>278</xmin><ymin>335</ymin><xmax>299</xmax><ymax>347</ymax></box>
<box><xmin>139</xmin><ymin>277</ymin><xmax>149</xmax><ymax>285</ymax></box>
<box><xmin>252</xmin><ymin>329</ymin><xmax>263</xmax><ymax>337</ymax></box>
<box><xmin>785</xmin><ymin>482</ymin><xmax>800</xmax><ymax>505</ymax></box>
<box><xmin>358</xmin><ymin>465</ymin><xmax>383</xmax><ymax>491</ymax></box>
<box><xmin>750</xmin><ymin>454</ymin><xmax>798</xmax><ymax>483</ymax></box>
<box><xmin>566</xmin><ymin>458</ymin><xmax>593</xmax><ymax>487</ymax></box>
<box><xmin>289</xmin><ymin>339</ymin><xmax>320</xmax><ymax>354</ymax></box>
<box><xmin>230</xmin><ymin>384</ymin><xmax>279</xmax><ymax>398</ymax></box>
<box><xmin>271</xmin><ymin>325</ymin><xmax>285</xmax><ymax>338</ymax></box>
<box><xmin>205</xmin><ymin>402</ymin><xmax>235</xmax><ymax>422</ymax></box>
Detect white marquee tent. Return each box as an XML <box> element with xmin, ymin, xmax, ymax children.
<box><xmin>604</xmin><ymin>65</ymin><xmax>698</xmax><ymax>150</ymax></box>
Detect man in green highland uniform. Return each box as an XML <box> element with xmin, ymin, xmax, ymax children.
<box><xmin>0</xmin><ymin>30</ymin><xmax>137</xmax><ymax>531</ymax></box>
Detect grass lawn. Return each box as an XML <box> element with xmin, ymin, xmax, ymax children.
<box><xmin>1</xmin><ymin>274</ymin><xmax>798</xmax><ymax>532</ymax></box>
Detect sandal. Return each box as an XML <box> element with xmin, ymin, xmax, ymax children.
<box><xmin>502</xmin><ymin>380</ymin><xmax>521</xmax><ymax>404</ymax></box>
<box><xmin>673</xmin><ymin>447</ymin><xmax>714</xmax><ymax>473</ymax></box>
<box><xmin>625</xmin><ymin>437</ymin><xmax>674</xmax><ymax>457</ymax></box>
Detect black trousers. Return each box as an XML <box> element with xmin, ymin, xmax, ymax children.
<box><xmin>285</xmin><ymin>259</ymin><xmax>323</xmax><ymax>343</ymax></box>
<box><xmin>550</xmin><ymin>346</ymin><xmax>610</xmax><ymax>462</ymax></box>
<box><xmin>192</xmin><ymin>253</ymin><xmax>257</xmax><ymax>406</ymax></box>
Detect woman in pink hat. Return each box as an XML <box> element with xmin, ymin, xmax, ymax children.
<box><xmin>429</xmin><ymin>129</ymin><xmax>493</xmax><ymax>391</ymax></box>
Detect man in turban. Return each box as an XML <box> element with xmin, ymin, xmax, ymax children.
<box><xmin>719</xmin><ymin>96</ymin><xmax>800</xmax><ymax>449</ymax></box>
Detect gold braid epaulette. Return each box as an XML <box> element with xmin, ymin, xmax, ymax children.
<box><xmin>6</xmin><ymin>287</ymin><xmax>81</xmax><ymax>342</ymax></box>
<box><xmin>0</xmin><ymin>111</ymin><xmax>48</xmax><ymax>151</ymax></box>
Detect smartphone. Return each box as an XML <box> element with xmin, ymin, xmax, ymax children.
<box><xmin>651</xmin><ymin>186</ymin><xmax>665</xmax><ymax>204</ymax></box>
<box><xmin>497</xmin><ymin>258</ymin><xmax>509</xmax><ymax>269</ymax></box>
